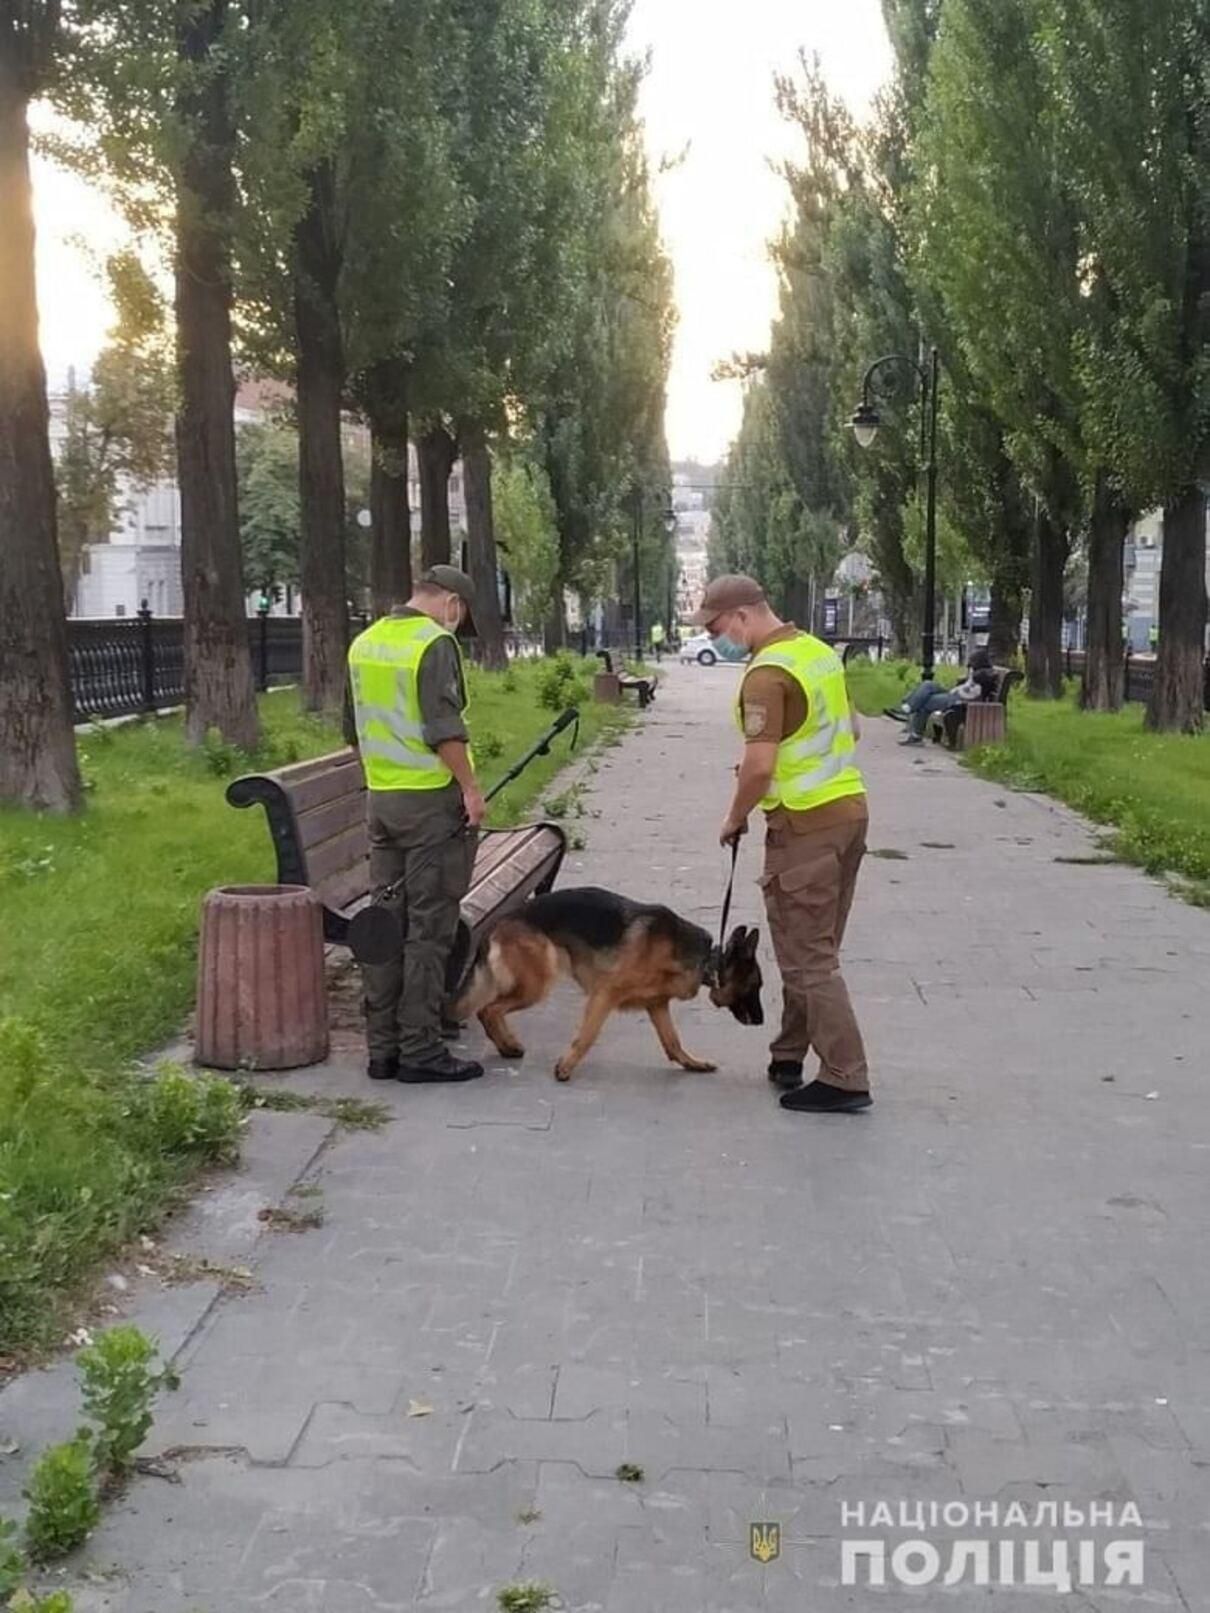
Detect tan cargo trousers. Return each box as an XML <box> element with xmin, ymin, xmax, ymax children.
<box><xmin>760</xmin><ymin>803</ymin><xmax>870</xmax><ymax>1091</ymax></box>
<box><xmin>361</xmin><ymin>784</ymin><xmax>476</xmax><ymax>1063</ymax></box>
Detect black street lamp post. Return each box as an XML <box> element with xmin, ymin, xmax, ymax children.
<box><xmin>632</xmin><ymin>487</ymin><xmax>643</xmax><ymax>664</ymax></box>
<box><xmin>851</xmin><ymin>345</ymin><xmax>940</xmax><ymax>682</ymax></box>
<box><xmin>631</xmin><ymin>487</ymin><xmax>678</xmax><ymax>664</ymax></box>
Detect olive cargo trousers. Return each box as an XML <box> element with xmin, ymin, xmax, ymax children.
<box><xmin>361</xmin><ymin>784</ymin><xmax>476</xmax><ymax>1063</ymax></box>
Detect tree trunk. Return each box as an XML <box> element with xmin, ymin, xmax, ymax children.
<box><xmin>0</xmin><ymin>57</ymin><xmax>82</xmax><ymax>812</ymax></box>
<box><xmin>1027</xmin><ymin>507</ymin><xmax>1067</xmax><ymax>698</ymax></box>
<box><xmin>1080</xmin><ymin>471</ymin><xmax>1127</xmax><ymax>712</ymax></box>
<box><xmin>543</xmin><ymin>580</ymin><xmax>567</xmax><ymax>653</ymax></box>
<box><xmin>985</xmin><ymin>447</ymin><xmax>1031</xmax><ymax>665</ymax></box>
<box><xmin>369</xmin><ymin>421</ymin><xmax>411</xmax><ymax>617</ymax></box>
<box><xmin>418</xmin><ymin>423</ymin><xmax>455</xmax><ymax>569</ymax></box>
<box><xmin>1146</xmin><ymin>485</ymin><xmax>1207</xmax><ymax>734</ymax></box>
<box><xmin>293</xmin><ymin>163</ymin><xmax>348</xmax><ymax>718</ymax></box>
<box><xmin>987</xmin><ymin>584</ymin><xmax>1022</xmax><ymax>665</ymax></box>
<box><xmin>460</xmin><ymin>420</ymin><xmax>508</xmax><ymax>671</ymax></box>
<box><xmin>174</xmin><ymin>0</ymin><xmax>258</xmax><ymax>751</ymax></box>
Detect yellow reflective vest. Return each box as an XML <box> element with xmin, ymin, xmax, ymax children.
<box><xmin>735</xmin><ymin>631</ymin><xmax>864</xmax><ymax>813</ymax></box>
<box><xmin>347</xmin><ymin>614</ymin><xmax>469</xmax><ymax>792</ymax></box>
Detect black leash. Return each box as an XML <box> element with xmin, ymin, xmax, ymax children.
<box><xmin>707</xmin><ymin>836</ymin><xmax>741</xmax><ymax>981</ymax></box>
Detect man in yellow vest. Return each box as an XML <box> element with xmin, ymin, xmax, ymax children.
<box><xmin>691</xmin><ymin>574</ymin><xmax>871</xmax><ymax>1113</ymax></box>
<box><xmin>345</xmin><ymin>566</ymin><xmax>486</xmax><ymax>1084</ymax></box>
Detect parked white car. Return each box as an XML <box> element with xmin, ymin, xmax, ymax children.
<box><xmin>678</xmin><ymin>631</ymin><xmax>747</xmax><ymax>666</ymax></box>
<box><xmin>679</xmin><ymin>631</ymin><xmax>719</xmax><ymax>665</ymax></box>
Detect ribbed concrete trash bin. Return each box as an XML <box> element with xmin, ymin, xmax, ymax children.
<box><xmin>195</xmin><ymin>884</ymin><xmax>329</xmax><ymax>1070</ymax></box>
<box><xmin>593</xmin><ymin>670</ymin><xmax>621</xmax><ymax>704</ymax></box>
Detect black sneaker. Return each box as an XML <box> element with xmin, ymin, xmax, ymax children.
<box><xmin>397</xmin><ymin>1052</ymin><xmax>485</xmax><ymax>1084</ymax></box>
<box><xmin>780</xmin><ymin>1080</ymin><xmax>872</xmax><ymax>1113</ymax></box>
<box><xmin>767</xmin><ymin>1059</ymin><xmax>804</xmax><ymax>1091</ymax></box>
<box><xmin>367</xmin><ymin>1055</ymin><xmax>399</xmax><ymax>1081</ymax></box>
<box><xmin>883</xmin><ymin>706</ymin><xmax>909</xmax><ymax>723</ymax></box>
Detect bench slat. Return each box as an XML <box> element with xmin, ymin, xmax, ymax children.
<box><xmin>471</xmin><ymin>825</ymin><xmax>547</xmax><ymax>884</ymax></box>
<box><xmin>462</xmin><ymin>830</ymin><xmax>565</xmax><ymax>929</ymax></box>
<box><xmin>283</xmin><ymin>752</ymin><xmax>364</xmax><ymax>817</ymax></box>
<box><xmin>307</xmin><ymin>823</ymin><xmax>373</xmax><ymax>891</ymax></box>
<box><xmin>296</xmin><ymin>789</ymin><xmax>367</xmax><ymax>856</ymax></box>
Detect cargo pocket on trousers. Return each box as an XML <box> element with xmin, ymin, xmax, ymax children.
<box><xmin>766</xmin><ymin>855</ymin><xmax>842</xmax><ymax>954</ymax></box>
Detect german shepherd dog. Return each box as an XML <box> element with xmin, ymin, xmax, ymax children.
<box><xmin>454</xmin><ymin>887</ymin><xmax>763</xmax><ymax>1081</ymax></box>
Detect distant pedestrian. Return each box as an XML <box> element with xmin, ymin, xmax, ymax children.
<box><xmin>651</xmin><ymin>621</ymin><xmax>666</xmax><ymax>662</ymax></box>
<box><xmin>886</xmin><ymin>649</ymin><xmax>997</xmax><ymax>746</ymax></box>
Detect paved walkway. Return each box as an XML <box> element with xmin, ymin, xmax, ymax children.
<box><xmin>8</xmin><ymin>662</ymin><xmax>1210</xmax><ymax>1611</ymax></box>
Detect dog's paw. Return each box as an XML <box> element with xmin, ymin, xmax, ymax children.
<box><xmin>498</xmin><ymin>1045</ymin><xmax>525</xmax><ymax>1061</ymax></box>
<box><xmin>681</xmin><ymin>1056</ymin><xmax>717</xmax><ymax>1073</ymax></box>
<box><xmin>553</xmin><ymin>1061</ymin><xmax>573</xmax><ymax>1082</ymax></box>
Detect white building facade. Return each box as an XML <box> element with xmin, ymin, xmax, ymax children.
<box><xmin>1123</xmin><ymin>505</ymin><xmax>1210</xmax><ymax>651</ymax></box>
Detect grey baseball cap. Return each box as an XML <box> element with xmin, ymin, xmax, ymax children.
<box><xmin>420</xmin><ymin>565</ymin><xmax>477</xmax><ymax>630</ymax></box>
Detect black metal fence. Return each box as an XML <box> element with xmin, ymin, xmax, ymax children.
<box><xmin>68</xmin><ymin>607</ymin><xmax>304</xmax><ymax>722</ymax></box>
<box><xmin>68</xmin><ymin>606</ymin><xmax>546</xmax><ymax>722</ymax></box>
<box><xmin>1063</xmin><ymin>647</ymin><xmax>1210</xmax><ymax>710</ymax></box>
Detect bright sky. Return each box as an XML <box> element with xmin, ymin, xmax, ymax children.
<box><xmin>31</xmin><ymin>1</ymin><xmax>892</xmax><ymax>462</ymax></box>
<box><xmin>628</xmin><ymin>0</ymin><xmax>892</xmax><ymax>463</ymax></box>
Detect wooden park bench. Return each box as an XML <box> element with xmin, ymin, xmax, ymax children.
<box><xmin>928</xmin><ymin>666</ymin><xmax>1023</xmax><ymax>750</ymax></box>
<box><xmin>227</xmin><ymin>749</ymin><xmax>567</xmax><ymax>996</ymax></box>
<box><xmin>594</xmin><ymin>650</ymin><xmax>657</xmax><ymax>708</ymax></box>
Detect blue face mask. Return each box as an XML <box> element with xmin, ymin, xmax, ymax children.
<box><xmin>712</xmin><ymin>618</ymin><xmax>742</xmax><ymax>657</ymax></box>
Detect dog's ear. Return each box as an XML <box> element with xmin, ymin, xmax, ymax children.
<box><xmin>741</xmin><ymin>926</ymin><xmax>760</xmax><ymax>958</ymax></box>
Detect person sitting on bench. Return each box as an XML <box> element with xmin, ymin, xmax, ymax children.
<box><xmin>886</xmin><ymin>649</ymin><xmax>997</xmax><ymax>747</ymax></box>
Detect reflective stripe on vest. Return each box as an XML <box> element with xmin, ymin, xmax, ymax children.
<box><xmin>348</xmin><ymin>615</ymin><xmax>468</xmax><ymax>791</ymax></box>
<box><xmin>735</xmin><ymin>632</ymin><xmax>865</xmax><ymax>813</ymax></box>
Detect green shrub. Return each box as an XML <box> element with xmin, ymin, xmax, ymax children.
<box><xmin>125</xmin><ymin>1067</ymin><xmax>244</xmax><ymax>1165</ymax></box>
<box><xmin>497</xmin><ymin>1585</ymin><xmax>555</xmax><ymax>1612</ymax></box>
<box><xmin>535</xmin><ymin>653</ymin><xmax>585</xmax><ymax>712</ymax></box>
<box><xmin>10</xmin><ymin>1593</ymin><xmax>75</xmax><ymax>1613</ymax></box>
<box><xmin>22</xmin><ymin>1437</ymin><xmax>100</xmax><ymax>1563</ymax></box>
<box><xmin>200</xmin><ymin>727</ymin><xmax>245</xmax><ymax>779</ymax></box>
<box><xmin>77</xmin><ymin>1325</ymin><xmax>177</xmax><ymax>1480</ymax></box>
<box><xmin>0</xmin><ymin>1516</ymin><xmax>25</xmax><ymax>1598</ymax></box>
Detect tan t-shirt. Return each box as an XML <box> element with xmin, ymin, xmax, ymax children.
<box><xmin>738</xmin><ymin>625</ymin><xmax>867</xmax><ymax>835</ymax></box>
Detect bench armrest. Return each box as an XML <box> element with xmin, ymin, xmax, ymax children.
<box><xmin>226</xmin><ymin>773</ymin><xmax>308</xmax><ymax>887</ymax></box>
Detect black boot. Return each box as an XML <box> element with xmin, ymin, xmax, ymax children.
<box><xmin>367</xmin><ymin>1054</ymin><xmax>399</xmax><ymax>1081</ymax></box>
<box><xmin>397</xmin><ymin>1050</ymin><xmax>485</xmax><ymax>1084</ymax></box>
<box><xmin>767</xmin><ymin>1059</ymin><xmax>803</xmax><ymax>1091</ymax></box>
<box><xmin>780</xmin><ymin>1079</ymin><xmax>872</xmax><ymax>1113</ymax></box>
